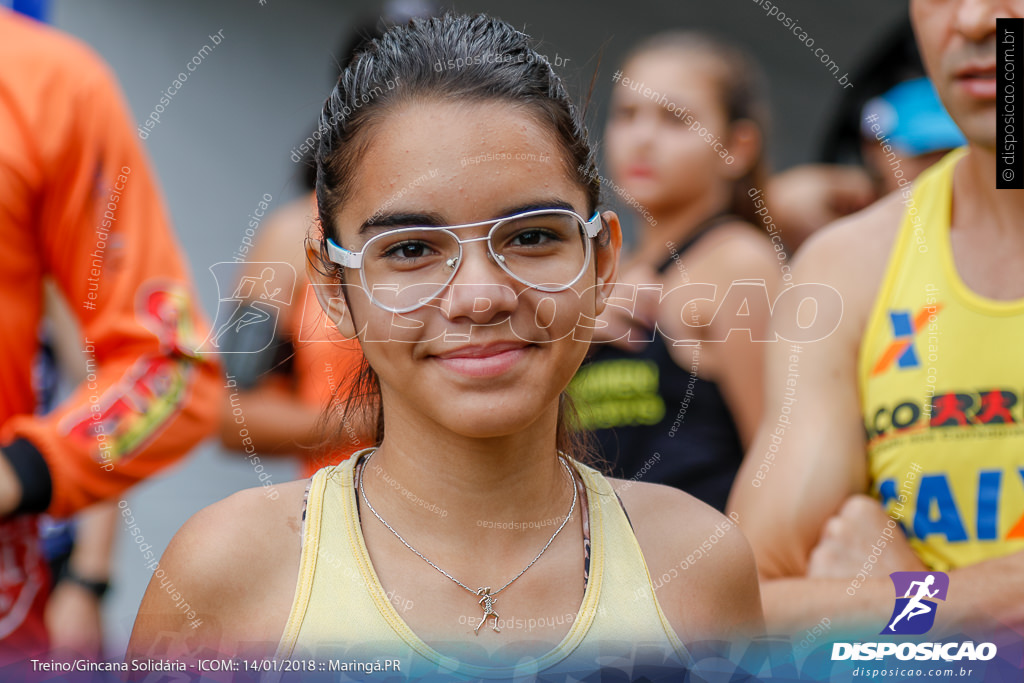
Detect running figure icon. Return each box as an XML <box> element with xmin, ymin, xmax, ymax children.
<box><xmin>886</xmin><ymin>574</ymin><xmax>939</xmax><ymax>632</ymax></box>
<box><xmin>881</xmin><ymin>571</ymin><xmax>949</xmax><ymax>635</ymax></box>
<box><xmin>475</xmin><ymin>587</ymin><xmax>500</xmax><ymax>634</ymax></box>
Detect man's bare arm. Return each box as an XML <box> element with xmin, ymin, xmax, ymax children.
<box><xmin>728</xmin><ymin>196</ymin><xmax>905</xmax><ymax>632</ymax></box>
<box><xmin>728</xmin><ymin>210</ymin><xmax>882</xmax><ymax>578</ymax></box>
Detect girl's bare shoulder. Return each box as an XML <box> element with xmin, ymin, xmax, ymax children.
<box><xmin>153</xmin><ymin>479</ymin><xmax>309</xmax><ymax>616</ymax></box>
<box><xmin>606</xmin><ymin>477</ymin><xmax>763</xmax><ymax>640</ymax></box>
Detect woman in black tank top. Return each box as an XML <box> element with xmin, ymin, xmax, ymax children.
<box><xmin>570</xmin><ymin>33</ymin><xmax>782</xmax><ymax>511</ymax></box>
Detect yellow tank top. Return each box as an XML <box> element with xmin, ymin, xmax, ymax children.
<box><xmin>275</xmin><ymin>449</ymin><xmax>691</xmax><ymax>679</ymax></box>
<box><xmin>860</xmin><ymin>147</ymin><xmax>1024</xmax><ymax>571</ymax></box>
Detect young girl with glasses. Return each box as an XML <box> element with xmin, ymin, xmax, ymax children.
<box><xmin>127</xmin><ymin>14</ymin><xmax>763</xmax><ymax>678</ymax></box>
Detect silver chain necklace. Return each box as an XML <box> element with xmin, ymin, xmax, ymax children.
<box><xmin>357</xmin><ymin>448</ymin><xmax>577</xmax><ymax>635</ymax></box>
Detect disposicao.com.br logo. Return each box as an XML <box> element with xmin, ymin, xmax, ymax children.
<box><xmin>831</xmin><ymin>572</ymin><xmax>997</xmax><ymax>663</ymax></box>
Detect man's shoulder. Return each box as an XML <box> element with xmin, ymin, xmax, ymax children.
<box><xmin>796</xmin><ymin>191</ymin><xmax>907</xmax><ymax>283</ymax></box>
<box><xmin>791</xmin><ymin>191</ymin><xmax>909</xmax><ymax>335</ymax></box>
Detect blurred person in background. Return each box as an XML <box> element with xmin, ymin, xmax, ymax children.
<box><xmin>731</xmin><ymin>0</ymin><xmax>1024</xmax><ymax>637</ymax></box>
<box><xmin>767</xmin><ymin>20</ymin><xmax>966</xmax><ymax>253</ymax></box>
<box><xmin>0</xmin><ymin>6</ymin><xmax>221</xmax><ymax>660</ymax></box>
<box><xmin>570</xmin><ymin>33</ymin><xmax>781</xmax><ymax>512</ymax></box>
<box><xmin>218</xmin><ymin>0</ymin><xmax>437</xmax><ymax>476</ymax></box>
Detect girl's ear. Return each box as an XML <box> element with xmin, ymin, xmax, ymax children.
<box><xmin>723</xmin><ymin>119</ymin><xmax>762</xmax><ymax>180</ymax></box>
<box><xmin>306</xmin><ymin>239</ymin><xmax>358</xmax><ymax>339</ymax></box>
<box><xmin>593</xmin><ymin>210</ymin><xmax>622</xmax><ymax>316</ymax></box>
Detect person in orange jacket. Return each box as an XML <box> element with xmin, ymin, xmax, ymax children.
<box><xmin>0</xmin><ymin>8</ymin><xmax>221</xmax><ymax>654</ymax></box>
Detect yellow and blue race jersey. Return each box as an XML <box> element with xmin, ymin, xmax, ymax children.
<box><xmin>859</xmin><ymin>148</ymin><xmax>1024</xmax><ymax>571</ymax></box>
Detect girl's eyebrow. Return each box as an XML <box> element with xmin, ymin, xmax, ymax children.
<box><xmin>360</xmin><ymin>199</ymin><xmax>579</xmax><ymax>235</ymax></box>
<box><xmin>360</xmin><ymin>212</ymin><xmax>445</xmax><ymax>235</ymax></box>
<box><xmin>494</xmin><ymin>199</ymin><xmax>577</xmax><ymax>217</ymax></box>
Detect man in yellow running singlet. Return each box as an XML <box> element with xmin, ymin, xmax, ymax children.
<box><xmin>730</xmin><ymin>0</ymin><xmax>1024</xmax><ymax>635</ymax></box>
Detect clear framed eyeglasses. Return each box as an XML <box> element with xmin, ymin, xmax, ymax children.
<box><xmin>325</xmin><ymin>208</ymin><xmax>603</xmax><ymax>313</ymax></box>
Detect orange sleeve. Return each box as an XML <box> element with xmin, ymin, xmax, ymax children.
<box><xmin>0</xmin><ymin>22</ymin><xmax>222</xmax><ymax>518</ymax></box>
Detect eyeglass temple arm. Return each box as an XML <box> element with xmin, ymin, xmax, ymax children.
<box><xmin>584</xmin><ymin>212</ymin><xmax>603</xmax><ymax>238</ymax></box>
<box><xmin>325</xmin><ymin>238</ymin><xmax>362</xmax><ymax>268</ymax></box>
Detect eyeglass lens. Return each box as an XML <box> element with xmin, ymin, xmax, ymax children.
<box><xmin>359</xmin><ymin>211</ymin><xmax>589</xmax><ymax>311</ymax></box>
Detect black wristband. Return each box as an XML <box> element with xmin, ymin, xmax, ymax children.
<box><xmin>3</xmin><ymin>438</ymin><xmax>53</xmax><ymax>515</ymax></box>
<box><xmin>58</xmin><ymin>564</ymin><xmax>110</xmax><ymax>600</ymax></box>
